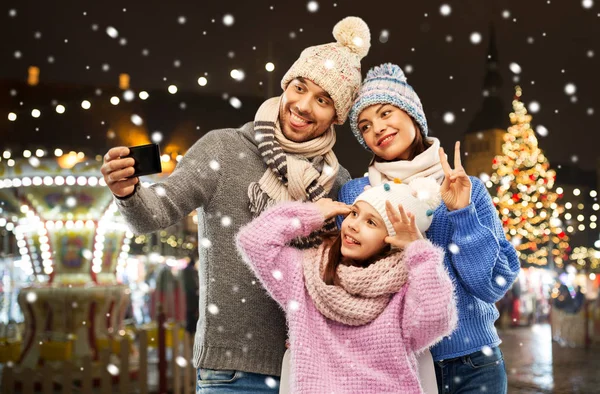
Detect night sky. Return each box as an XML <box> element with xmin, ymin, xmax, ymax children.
<box><xmin>1</xmin><ymin>0</ymin><xmax>599</xmax><ymax>174</ymax></box>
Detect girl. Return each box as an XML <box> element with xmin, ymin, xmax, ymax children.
<box><xmin>339</xmin><ymin>63</ymin><xmax>521</xmax><ymax>393</ymax></box>
<box><xmin>236</xmin><ymin>178</ymin><xmax>457</xmax><ymax>393</ymax></box>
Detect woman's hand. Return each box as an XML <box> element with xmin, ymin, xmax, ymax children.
<box><xmin>384</xmin><ymin>201</ymin><xmax>423</xmax><ymax>249</ymax></box>
<box><xmin>314</xmin><ymin>198</ymin><xmax>352</xmax><ymax>220</ymax></box>
<box><xmin>439</xmin><ymin>141</ymin><xmax>472</xmax><ymax>211</ymax></box>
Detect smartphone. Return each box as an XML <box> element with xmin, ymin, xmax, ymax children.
<box><xmin>124</xmin><ymin>143</ymin><xmax>162</xmax><ymax>178</ymax></box>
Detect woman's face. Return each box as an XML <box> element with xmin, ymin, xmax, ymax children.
<box><xmin>357</xmin><ymin>104</ymin><xmax>418</xmax><ymax>161</ymax></box>
<box><xmin>340</xmin><ymin>201</ymin><xmax>388</xmax><ymax>262</ymax></box>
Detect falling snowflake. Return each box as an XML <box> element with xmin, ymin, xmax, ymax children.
<box><xmin>201</xmin><ymin>238</ymin><xmax>212</xmax><ymax>248</ymax></box>
<box><xmin>265</xmin><ymin>377</ymin><xmax>278</xmax><ymax>389</ymax></box>
<box><xmin>470</xmin><ymin>32</ymin><xmax>482</xmax><ymax>44</ymax></box>
<box><xmin>440</xmin><ymin>4</ymin><xmax>451</xmax><ymax>16</ymax></box>
<box><xmin>198</xmin><ymin>77</ymin><xmax>208</xmax><ymax>86</ymax></box>
<box><xmin>502</xmin><ymin>10</ymin><xmax>511</xmax><ymax>18</ymax></box>
<box><xmin>448</xmin><ymin>243</ymin><xmax>460</xmax><ymax>254</ymax></box>
<box><xmin>107</xmin><ymin>364</ymin><xmax>119</xmax><ymax>376</ymax></box>
<box><xmin>26</xmin><ymin>292</ymin><xmax>37</xmax><ymax>303</ymax></box>
<box><xmin>443</xmin><ymin>112</ymin><xmax>455</xmax><ymax>124</ymax></box>
<box><xmin>288</xmin><ymin>300</ymin><xmax>300</xmax><ymax>312</ymax></box>
<box><xmin>131</xmin><ymin>114</ymin><xmax>143</xmax><ymax>126</ymax></box>
<box><xmin>307</xmin><ymin>1</ymin><xmax>319</xmax><ymax>13</ymax></box>
<box><xmin>151</xmin><ymin>132</ymin><xmax>163</xmax><ymax>143</ymax></box>
<box><xmin>207</xmin><ymin>303</ymin><xmax>219</xmax><ymax>315</ymax></box>
<box><xmin>582</xmin><ymin>0</ymin><xmax>594</xmax><ymax>9</ymax></box>
<box><xmin>272</xmin><ymin>270</ymin><xmax>283</xmax><ymax>280</ymax></box>
<box><xmin>404</xmin><ymin>64</ymin><xmax>413</xmax><ymax>74</ymax></box>
<box><xmin>209</xmin><ymin>160</ymin><xmax>220</xmax><ymax>171</ymax></box>
<box><xmin>535</xmin><ymin>125</ymin><xmax>548</xmax><ymax>137</ymax></box>
<box><xmin>291</xmin><ymin>218</ymin><xmax>301</xmax><ymax>229</ymax></box>
<box><xmin>495</xmin><ymin>276</ymin><xmax>507</xmax><ymax>287</ymax></box>
<box><xmin>223</xmin><ymin>14</ymin><xmax>234</xmax><ymax>26</ymax></box>
<box><xmin>221</xmin><ymin>216</ymin><xmax>232</xmax><ymax>227</ymax></box>
<box><xmin>106</xmin><ymin>26</ymin><xmax>119</xmax><ymax>38</ymax></box>
<box><xmin>178</xmin><ymin>16</ymin><xmax>187</xmax><ymax>24</ymax></box>
<box><xmin>8</xmin><ymin>9</ymin><xmax>17</xmax><ymax>17</ymax></box>
<box><xmin>379</xmin><ymin>30</ymin><xmax>389</xmax><ymax>43</ymax></box>
<box><xmin>230</xmin><ymin>69</ymin><xmax>245</xmax><ymax>81</ymax></box>
<box><xmin>564</xmin><ymin>83</ymin><xmax>576</xmax><ymax>95</ymax></box>
<box><xmin>229</xmin><ymin>97</ymin><xmax>242</xmax><ymax>109</ymax></box>
<box><xmin>123</xmin><ymin>90</ymin><xmax>135</xmax><ymax>102</ymax></box>
<box><xmin>155</xmin><ymin>186</ymin><xmax>166</xmax><ymax>196</ymax></box>
<box><xmin>175</xmin><ymin>356</ymin><xmax>188</xmax><ymax>367</ymax></box>
<box><xmin>509</xmin><ymin>62</ymin><xmax>522</xmax><ymax>74</ymax></box>
<box><xmin>528</xmin><ymin>101</ymin><xmax>540</xmax><ymax>113</ymax></box>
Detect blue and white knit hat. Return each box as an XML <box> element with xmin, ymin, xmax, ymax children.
<box><xmin>349</xmin><ymin>63</ymin><xmax>428</xmax><ymax>151</ymax></box>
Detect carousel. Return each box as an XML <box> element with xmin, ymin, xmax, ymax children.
<box><xmin>0</xmin><ymin>150</ymin><xmax>136</xmax><ymax>379</ymax></box>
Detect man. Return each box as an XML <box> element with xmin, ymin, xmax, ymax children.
<box><xmin>101</xmin><ymin>16</ymin><xmax>370</xmax><ymax>393</ymax></box>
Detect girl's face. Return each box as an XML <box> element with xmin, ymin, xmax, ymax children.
<box><xmin>357</xmin><ymin>104</ymin><xmax>417</xmax><ymax>161</ymax></box>
<box><xmin>340</xmin><ymin>201</ymin><xmax>388</xmax><ymax>262</ymax></box>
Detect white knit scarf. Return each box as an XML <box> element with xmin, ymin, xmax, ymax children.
<box><xmin>249</xmin><ymin>96</ymin><xmax>340</xmax><ymax>248</ymax></box>
<box><xmin>368</xmin><ymin>137</ymin><xmax>445</xmax><ymax>186</ymax></box>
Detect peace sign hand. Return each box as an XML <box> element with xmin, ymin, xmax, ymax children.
<box><xmin>384</xmin><ymin>201</ymin><xmax>423</xmax><ymax>250</ymax></box>
<box><xmin>439</xmin><ymin>141</ymin><xmax>472</xmax><ymax>211</ymax></box>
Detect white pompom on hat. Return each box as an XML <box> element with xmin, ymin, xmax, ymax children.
<box><xmin>354</xmin><ymin>177</ymin><xmax>441</xmax><ymax>236</ymax></box>
<box><xmin>280</xmin><ymin>16</ymin><xmax>371</xmax><ymax>125</ymax></box>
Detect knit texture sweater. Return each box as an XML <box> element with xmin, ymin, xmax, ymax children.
<box><xmin>338</xmin><ymin>176</ymin><xmax>520</xmax><ymax>361</ymax></box>
<box><xmin>236</xmin><ymin>201</ymin><xmax>457</xmax><ymax>393</ymax></box>
<box><xmin>114</xmin><ymin>122</ymin><xmax>350</xmax><ymax>376</ymax></box>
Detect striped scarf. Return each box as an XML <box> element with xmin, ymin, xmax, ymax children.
<box><xmin>249</xmin><ymin>96</ymin><xmax>340</xmax><ymax>248</ymax></box>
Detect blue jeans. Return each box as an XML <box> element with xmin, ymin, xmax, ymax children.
<box><xmin>434</xmin><ymin>347</ymin><xmax>507</xmax><ymax>394</ymax></box>
<box><xmin>196</xmin><ymin>368</ymin><xmax>280</xmax><ymax>394</ymax></box>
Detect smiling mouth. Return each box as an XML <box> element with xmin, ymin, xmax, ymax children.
<box><xmin>289</xmin><ymin>111</ymin><xmax>313</xmax><ymax>128</ymax></box>
<box><xmin>343</xmin><ymin>234</ymin><xmax>360</xmax><ymax>245</ymax></box>
<box><xmin>377</xmin><ymin>133</ymin><xmax>396</xmax><ymax>146</ymax></box>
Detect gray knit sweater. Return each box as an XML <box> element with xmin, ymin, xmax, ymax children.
<box><xmin>114</xmin><ymin>122</ymin><xmax>350</xmax><ymax>376</ymax></box>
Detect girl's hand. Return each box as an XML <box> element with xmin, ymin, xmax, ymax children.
<box><xmin>439</xmin><ymin>141</ymin><xmax>472</xmax><ymax>211</ymax></box>
<box><xmin>314</xmin><ymin>198</ymin><xmax>352</xmax><ymax>220</ymax></box>
<box><xmin>384</xmin><ymin>201</ymin><xmax>423</xmax><ymax>249</ymax></box>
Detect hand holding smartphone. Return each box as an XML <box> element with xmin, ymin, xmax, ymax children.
<box><xmin>124</xmin><ymin>143</ymin><xmax>162</xmax><ymax>178</ymax></box>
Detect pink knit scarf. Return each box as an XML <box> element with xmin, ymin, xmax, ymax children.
<box><xmin>302</xmin><ymin>243</ymin><xmax>409</xmax><ymax>326</ymax></box>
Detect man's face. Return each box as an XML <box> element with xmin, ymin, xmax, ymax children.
<box><xmin>279</xmin><ymin>77</ymin><xmax>337</xmax><ymax>142</ymax></box>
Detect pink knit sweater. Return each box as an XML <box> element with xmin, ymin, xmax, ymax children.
<box><xmin>236</xmin><ymin>202</ymin><xmax>457</xmax><ymax>394</ymax></box>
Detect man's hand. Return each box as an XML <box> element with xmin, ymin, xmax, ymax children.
<box><xmin>100</xmin><ymin>147</ymin><xmax>139</xmax><ymax>198</ymax></box>
<box><xmin>314</xmin><ymin>198</ymin><xmax>351</xmax><ymax>220</ymax></box>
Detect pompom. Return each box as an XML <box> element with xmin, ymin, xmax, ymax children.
<box><xmin>408</xmin><ymin>177</ymin><xmax>442</xmax><ymax>210</ymax></box>
<box><xmin>365</xmin><ymin>63</ymin><xmax>407</xmax><ymax>83</ymax></box>
<box><xmin>332</xmin><ymin>16</ymin><xmax>371</xmax><ymax>59</ymax></box>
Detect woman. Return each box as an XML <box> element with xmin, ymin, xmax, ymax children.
<box><xmin>338</xmin><ymin>63</ymin><xmax>520</xmax><ymax>393</ymax></box>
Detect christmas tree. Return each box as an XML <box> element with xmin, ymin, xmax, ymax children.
<box><xmin>489</xmin><ymin>86</ymin><xmax>570</xmax><ymax>268</ymax></box>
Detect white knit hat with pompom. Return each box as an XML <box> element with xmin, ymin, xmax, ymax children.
<box><xmin>280</xmin><ymin>16</ymin><xmax>371</xmax><ymax>124</ymax></box>
<box><xmin>354</xmin><ymin>177</ymin><xmax>442</xmax><ymax>236</ymax></box>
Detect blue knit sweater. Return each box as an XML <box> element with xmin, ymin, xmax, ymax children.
<box><xmin>338</xmin><ymin>176</ymin><xmax>520</xmax><ymax>360</ymax></box>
